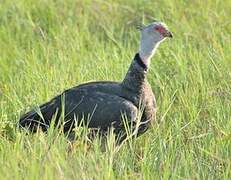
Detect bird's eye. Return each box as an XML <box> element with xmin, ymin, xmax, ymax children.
<box><xmin>155</xmin><ymin>26</ymin><xmax>160</xmax><ymax>31</ymax></box>
<box><xmin>155</xmin><ymin>26</ymin><xmax>166</xmax><ymax>34</ymax></box>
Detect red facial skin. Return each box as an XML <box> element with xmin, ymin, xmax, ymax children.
<box><xmin>155</xmin><ymin>25</ymin><xmax>168</xmax><ymax>37</ymax></box>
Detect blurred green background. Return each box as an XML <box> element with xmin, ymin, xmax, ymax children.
<box><xmin>0</xmin><ymin>0</ymin><xmax>230</xmax><ymax>179</ymax></box>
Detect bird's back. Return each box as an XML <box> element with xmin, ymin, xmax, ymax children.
<box><xmin>19</xmin><ymin>81</ymin><xmax>138</xmax><ymax>132</ymax></box>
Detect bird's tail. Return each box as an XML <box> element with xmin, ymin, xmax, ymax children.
<box><xmin>18</xmin><ymin>98</ymin><xmax>61</xmax><ymax>132</ymax></box>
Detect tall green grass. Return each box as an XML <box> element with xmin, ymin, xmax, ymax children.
<box><xmin>0</xmin><ymin>0</ymin><xmax>230</xmax><ymax>179</ymax></box>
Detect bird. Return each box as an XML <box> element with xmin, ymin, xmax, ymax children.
<box><xmin>18</xmin><ymin>21</ymin><xmax>173</xmax><ymax>142</ymax></box>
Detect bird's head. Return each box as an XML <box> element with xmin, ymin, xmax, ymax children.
<box><xmin>138</xmin><ymin>21</ymin><xmax>173</xmax><ymax>66</ymax></box>
<box><xmin>139</xmin><ymin>22</ymin><xmax>173</xmax><ymax>42</ymax></box>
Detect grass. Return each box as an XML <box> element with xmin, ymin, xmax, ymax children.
<box><xmin>0</xmin><ymin>0</ymin><xmax>231</xmax><ymax>179</ymax></box>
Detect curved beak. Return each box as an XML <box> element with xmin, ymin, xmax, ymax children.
<box><xmin>165</xmin><ymin>31</ymin><xmax>173</xmax><ymax>38</ymax></box>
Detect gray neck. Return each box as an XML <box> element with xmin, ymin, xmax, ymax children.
<box><xmin>121</xmin><ymin>40</ymin><xmax>161</xmax><ymax>92</ymax></box>
<box><xmin>139</xmin><ymin>38</ymin><xmax>160</xmax><ymax>67</ymax></box>
<box><xmin>121</xmin><ymin>53</ymin><xmax>148</xmax><ymax>92</ymax></box>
